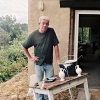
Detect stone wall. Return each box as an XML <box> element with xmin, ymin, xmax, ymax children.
<box><xmin>28</xmin><ymin>0</ymin><xmax>70</xmax><ymax>76</ymax></box>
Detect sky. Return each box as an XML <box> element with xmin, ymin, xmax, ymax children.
<box><xmin>0</xmin><ymin>0</ymin><xmax>28</xmax><ymax>23</ymax></box>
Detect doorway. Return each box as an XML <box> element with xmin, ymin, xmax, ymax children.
<box><xmin>75</xmin><ymin>10</ymin><xmax>100</xmax><ymax>89</ymax></box>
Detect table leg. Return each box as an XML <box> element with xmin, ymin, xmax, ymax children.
<box><xmin>84</xmin><ymin>78</ymin><xmax>90</xmax><ymax>100</ymax></box>
<box><xmin>48</xmin><ymin>90</ymin><xmax>54</xmax><ymax>100</ymax></box>
<box><xmin>33</xmin><ymin>89</ymin><xmax>38</xmax><ymax>100</ymax></box>
<box><xmin>68</xmin><ymin>88</ymin><xmax>74</xmax><ymax>100</ymax></box>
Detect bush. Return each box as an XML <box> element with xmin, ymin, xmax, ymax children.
<box><xmin>0</xmin><ymin>38</ymin><xmax>27</xmax><ymax>82</ymax></box>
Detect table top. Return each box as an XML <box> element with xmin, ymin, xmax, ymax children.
<box><xmin>29</xmin><ymin>73</ymin><xmax>88</xmax><ymax>90</ymax></box>
<box><xmin>31</xmin><ymin>73</ymin><xmax>88</xmax><ymax>90</ymax></box>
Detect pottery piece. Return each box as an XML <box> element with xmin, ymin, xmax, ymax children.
<box><xmin>75</xmin><ymin>65</ymin><xmax>82</xmax><ymax>76</ymax></box>
<box><xmin>59</xmin><ymin>68</ymin><xmax>65</xmax><ymax>81</ymax></box>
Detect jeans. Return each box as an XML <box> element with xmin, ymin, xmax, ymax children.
<box><xmin>34</xmin><ymin>63</ymin><xmax>54</xmax><ymax>100</ymax></box>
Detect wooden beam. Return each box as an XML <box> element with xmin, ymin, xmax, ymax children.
<box><xmin>60</xmin><ymin>0</ymin><xmax>100</xmax><ymax>8</ymax></box>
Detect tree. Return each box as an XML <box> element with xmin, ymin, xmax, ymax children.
<box><xmin>0</xmin><ymin>15</ymin><xmax>28</xmax><ymax>82</ymax></box>
<box><xmin>0</xmin><ymin>15</ymin><xmax>28</xmax><ymax>41</ymax></box>
<box><xmin>20</xmin><ymin>23</ymin><xmax>28</xmax><ymax>32</ymax></box>
<box><xmin>0</xmin><ymin>15</ymin><xmax>16</xmax><ymax>33</ymax></box>
<box><xmin>0</xmin><ymin>28</ymin><xmax>10</xmax><ymax>48</ymax></box>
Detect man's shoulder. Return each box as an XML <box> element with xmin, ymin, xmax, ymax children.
<box><xmin>29</xmin><ymin>30</ymin><xmax>38</xmax><ymax>36</ymax></box>
<box><xmin>31</xmin><ymin>30</ymin><xmax>38</xmax><ymax>34</ymax></box>
<box><xmin>48</xmin><ymin>27</ymin><xmax>54</xmax><ymax>30</ymax></box>
<box><xmin>47</xmin><ymin>27</ymin><xmax>55</xmax><ymax>33</ymax></box>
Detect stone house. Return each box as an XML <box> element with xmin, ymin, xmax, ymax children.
<box><xmin>28</xmin><ymin>0</ymin><xmax>100</xmax><ymax>88</ymax></box>
<box><xmin>28</xmin><ymin>0</ymin><xmax>72</xmax><ymax>76</ymax></box>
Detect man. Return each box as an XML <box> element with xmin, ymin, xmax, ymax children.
<box><xmin>21</xmin><ymin>16</ymin><xmax>61</xmax><ymax>100</ymax></box>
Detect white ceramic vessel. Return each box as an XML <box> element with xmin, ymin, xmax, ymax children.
<box><xmin>59</xmin><ymin>68</ymin><xmax>65</xmax><ymax>81</ymax></box>
<box><xmin>75</xmin><ymin>65</ymin><xmax>82</xmax><ymax>76</ymax></box>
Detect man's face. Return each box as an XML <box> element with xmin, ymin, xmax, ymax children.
<box><xmin>39</xmin><ymin>19</ymin><xmax>49</xmax><ymax>33</ymax></box>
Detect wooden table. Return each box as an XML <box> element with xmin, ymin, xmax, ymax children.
<box><xmin>30</xmin><ymin>73</ymin><xmax>90</xmax><ymax>100</ymax></box>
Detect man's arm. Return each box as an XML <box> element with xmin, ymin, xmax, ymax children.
<box><xmin>54</xmin><ymin>45</ymin><xmax>61</xmax><ymax>64</ymax></box>
<box><xmin>21</xmin><ymin>45</ymin><xmax>39</xmax><ymax>62</ymax></box>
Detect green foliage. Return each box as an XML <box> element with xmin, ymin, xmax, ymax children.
<box><xmin>0</xmin><ymin>28</ymin><xmax>11</xmax><ymax>47</ymax></box>
<box><xmin>0</xmin><ymin>39</ymin><xmax>27</xmax><ymax>82</ymax></box>
<box><xmin>0</xmin><ymin>58</ymin><xmax>17</xmax><ymax>82</ymax></box>
<box><xmin>0</xmin><ymin>15</ymin><xmax>16</xmax><ymax>34</ymax></box>
<box><xmin>0</xmin><ymin>39</ymin><xmax>28</xmax><ymax>83</ymax></box>
<box><xmin>7</xmin><ymin>39</ymin><xmax>26</xmax><ymax>61</ymax></box>
<box><xmin>0</xmin><ymin>15</ymin><xmax>28</xmax><ymax>41</ymax></box>
<box><xmin>0</xmin><ymin>15</ymin><xmax>28</xmax><ymax>83</ymax></box>
<box><xmin>78</xmin><ymin>27</ymin><xmax>90</xmax><ymax>42</ymax></box>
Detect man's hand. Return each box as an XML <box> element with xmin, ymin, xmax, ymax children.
<box><xmin>29</xmin><ymin>56</ymin><xmax>39</xmax><ymax>62</ymax></box>
<box><xmin>57</xmin><ymin>59</ymin><xmax>61</xmax><ymax>64</ymax></box>
<box><xmin>21</xmin><ymin>45</ymin><xmax>39</xmax><ymax>62</ymax></box>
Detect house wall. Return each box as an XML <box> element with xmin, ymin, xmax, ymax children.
<box><xmin>28</xmin><ymin>0</ymin><xmax>71</xmax><ymax>76</ymax></box>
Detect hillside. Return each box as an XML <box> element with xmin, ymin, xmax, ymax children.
<box><xmin>0</xmin><ymin>67</ymin><xmax>78</xmax><ymax>100</ymax></box>
<box><xmin>0</xmin><ymin>67</ymin><xmax>100</xmax><ymax>100</ymax></box>
<box><xmin>0</xmin><ymin>68</ymin><xmax>33</xmax><ymax>100</ymax></box>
